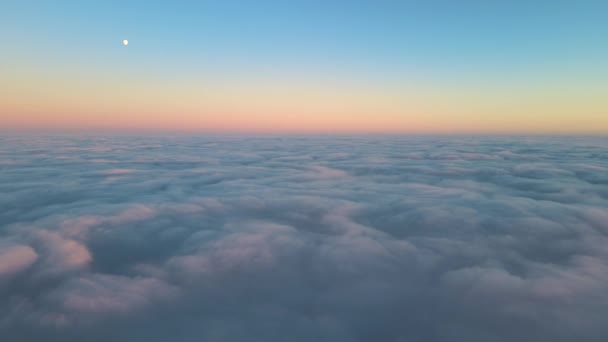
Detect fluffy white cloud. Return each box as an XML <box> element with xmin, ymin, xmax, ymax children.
<box><xmin>0</xmin><ymin>134</ymin><xmax>607</xmax><ymax>341</ymax></box>
<box><xmin>0</xmin><ymin>242</ymin><xmax>38</xmax><ymax>278</ymax></box>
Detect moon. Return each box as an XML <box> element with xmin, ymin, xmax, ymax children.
<box><xmin>122</xmin><ymin>39</ymin><xmax>129</xmax><ymax>46</ymax></box>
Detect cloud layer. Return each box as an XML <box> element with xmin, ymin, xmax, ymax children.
<box><xmin>1</xmin><ymin>134</ymin><xmax>607</xmax><ymax>341</ymax></box>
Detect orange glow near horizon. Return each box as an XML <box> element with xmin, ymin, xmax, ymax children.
<box><xmin>2</xmin><ymin>62</ymin><xmax>607</xmax><ymax>134</ymax></box>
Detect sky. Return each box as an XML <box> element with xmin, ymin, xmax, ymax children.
<box><xmin>1</xmin><ymin>0</ymin><xmax>607</xmax><ymax>133</ymax></box>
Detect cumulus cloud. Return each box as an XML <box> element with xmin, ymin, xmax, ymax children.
<box><xmin>0</xmin><ymin>242</ymin><xmax>38</xmax><ymax>278</ymax></box>
<box><xmin>48</xmin><ymin>274</ymin><xmax>177</xmax><ymax>317</ymax></box>
<box><xmin>0</xmin><ymin>134</ymin><xmax>607</xmax><ymax>341</ymax></box>
<box><xmin>30</xmin><ymin>230</ymin><xmax>92</xmax><ymax>275</ymax></box>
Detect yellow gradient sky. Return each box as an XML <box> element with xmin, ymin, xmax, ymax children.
<box><xmin>1</xmin><ymin>1</ymin><xmax>607</xmax><ymax>134</ymax></box>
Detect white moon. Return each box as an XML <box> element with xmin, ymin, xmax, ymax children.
<box><xmin>122</xmin><ymin>39</ymin><xmax>129</xmax><ymax>46</ymax></box>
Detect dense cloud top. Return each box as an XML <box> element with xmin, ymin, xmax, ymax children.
<box><xmin>1</xmin><ymin>134</ymin><xmax>607</xmax><ymax>341</ymax></box>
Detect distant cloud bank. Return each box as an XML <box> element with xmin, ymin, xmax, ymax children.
<box><xmin>1</xmin><ymin>134</ymin><xmax>607</xmax><ymax>341</ymax></box>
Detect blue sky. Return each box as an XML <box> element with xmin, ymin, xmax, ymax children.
<box><xmin>1</xmin><ymin>1</ymin><xmax>607</xmax><ymax>133</ymax></box>
<box><xmin>4</xmin><ymin>0</ymin><xmax>608</xmax><ymax>78</ymax></box>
